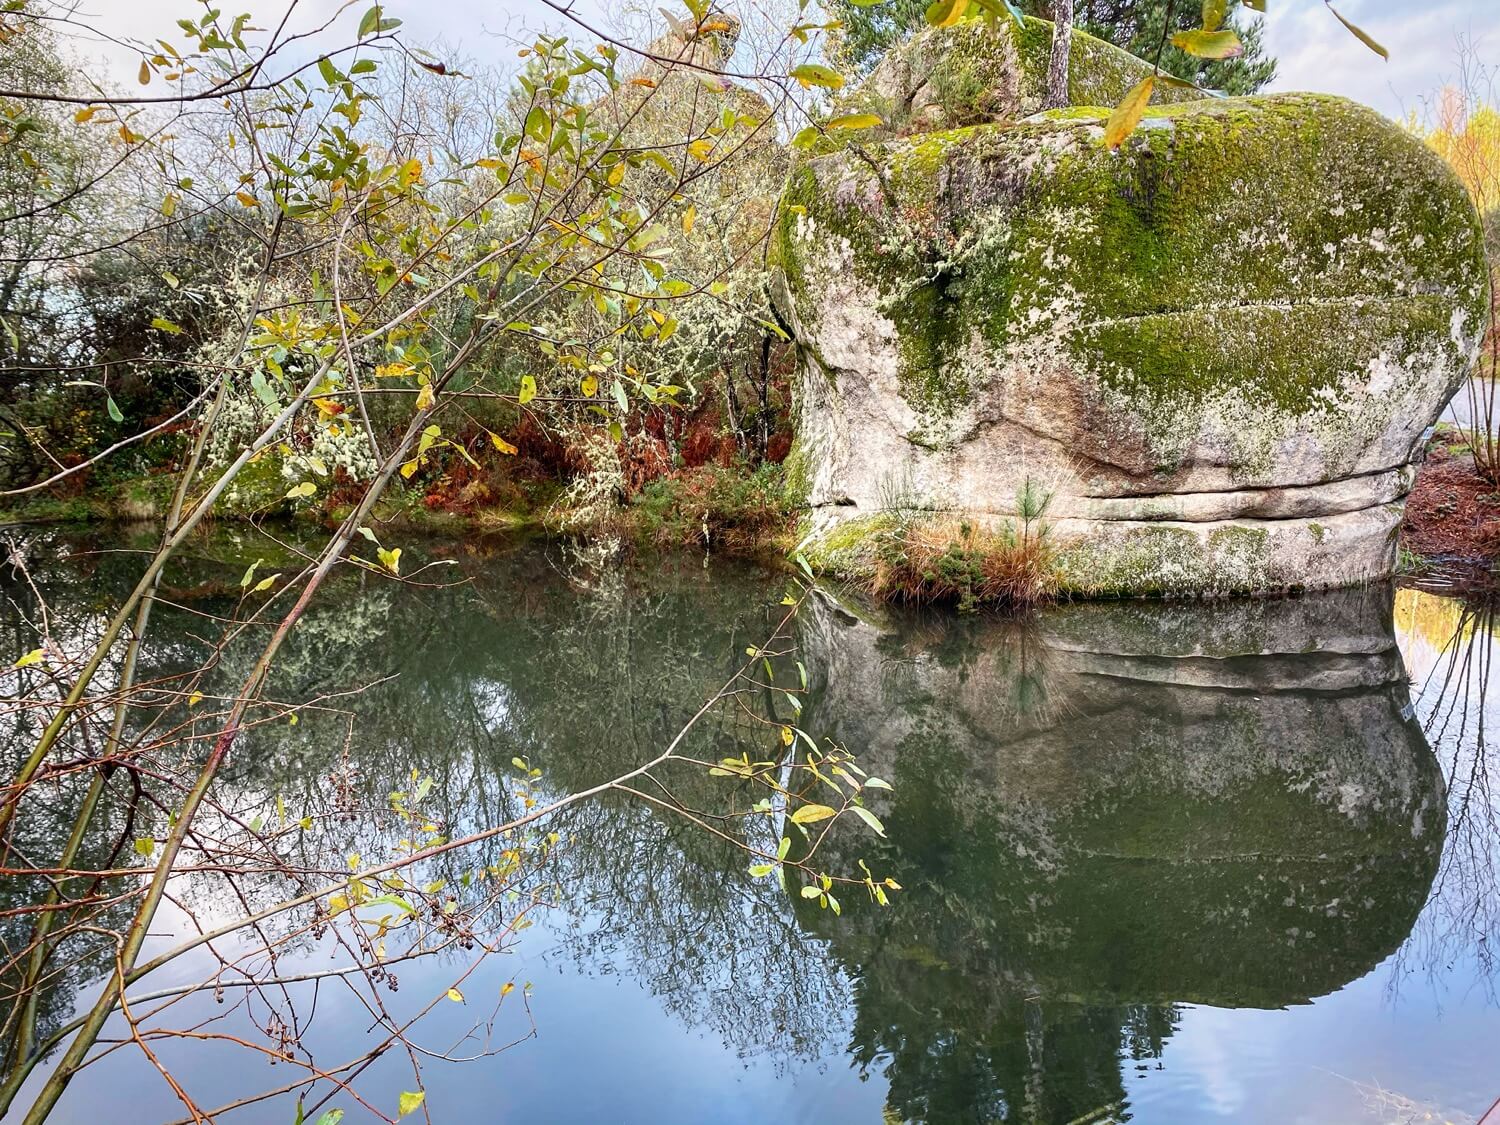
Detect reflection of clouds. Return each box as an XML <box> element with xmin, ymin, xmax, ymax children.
<box><xmin>1168</xmin><ymin>1008</ymin><xmax>1249</xmax><ymax>1118</ymax></box>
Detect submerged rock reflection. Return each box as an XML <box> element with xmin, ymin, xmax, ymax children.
<box><xmin>797</xmin><ymin>587</ymin><xmax>1445</xmax><ymax>1123</ymax></box>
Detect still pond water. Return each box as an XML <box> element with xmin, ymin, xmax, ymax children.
<box><xmin>4</xmin><ymin>528</ymin><xmax>1500</xmax><ymax>1124</ymax></box>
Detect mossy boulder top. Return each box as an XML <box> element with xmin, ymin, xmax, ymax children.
<box><xmin>773</xmin><ymin>28</ymin><xmax>1489</xmax><ymax>595</ymax></box>
<box><xmin>829</xmin><ymin>16</ymin><xmax>1199</xmax><ymax>140</ymax></box>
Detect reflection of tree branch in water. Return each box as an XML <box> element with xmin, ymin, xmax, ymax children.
<box><xmin>0</xmin><ymin>534</ymin><xmax>897</xmax><ymax>1119</ymax></box>
<box><xmin>1396</xmin><ymin>588</ymin><xmax>1500</xmax><ymax>997</ymax></box>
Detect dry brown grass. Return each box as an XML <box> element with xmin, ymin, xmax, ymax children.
<box><xmin>867</xmin><ymin>515</ymin><xmax>1058</xmax><ymax>611</ymax></box>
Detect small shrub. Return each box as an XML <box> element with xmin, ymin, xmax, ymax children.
<box><xmin>867</xmin><ymin>479</ymin><xmax>1057</xmax><ymax>611</ymax></box>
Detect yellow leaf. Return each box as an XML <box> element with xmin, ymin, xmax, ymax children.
<box><xmin>73</xmin><ymin>106</ymin><xmax>98</xmax><ymax>124</ymax></box>
<box><xmin>489</xmin><ymin>431</ymin><xmax>518</xmax><ymax>455</ymax></box>
<box><xmin>252</xmin><ymin>574</ymin><xmax>278</xmax><ymax>593</ymax></box>
<box><xmin>826</xmin><ymin>113</ymin><xmax>883</xmax><ymax>130</ymax></box>
<box><xmin>1104</xmin><ymin>76</ymin><xmax>1154</xmax><ymax>151</ymax></box>
<box><xmin>415</xmin><ymin>382</ymin><xmax>436</xmax><ymax>411</ymax></box>
<box><xmin>518</xmin><ymin>375</ymin><xmax>537</xmax><ymax>405</ymax></box>
<box><xmin>688</xmin><ymin>138</ymin><xmax>713</xmax><ymax>162</ymax></box>
<box><xmin>1325</xmin><ymin>3</ymin><xmax>1388</xmax><ymax>60</ymax></box>
<box><xmin>378</xmin><ymin>547</ymin><xmax>402</xmax><ymax>575</ymax></box>
<box><xmin>681</xmin><ymin>203</ymin><xmax>696</xmax><ymax>234</ymax></box>
<box><xmin>1169</xmin><ymin>28</ymin><xmax>1243</xmax><ymax>59</ymax></box>
<box><xmin>375</xmin><ymin>362</ymin><xmax>412</xmax><ymax>378</ymax></box>
<box><xmin>138</xmin><ymin>58</ymin><xmax>150</xmax><ymax>85</ymax></box>
<box><xmin>327</xmin><ymin>893</ymin><xmax>350</xmax><ymax>916</ymax></box>
<box><xmin>161</xmin><ymin>193</ymin><xmax>178</xmax><ymax>217</ymax></box>
<box><xmin>285</xmin><ymin>481</ymin><xmax>316</xmax><ymax>499</ymax></box>
<box><xmin>400</xmin><ymin>459</ymin><xmax>419</xmax><ymax>479</ymax></box>
<box><xmin>12</xmin><ymin>648</ymin><xmax>44</xmax><ymax>669</ymax></box>
<box><xmin>789</xmin><ymin>63</ymin><xmax>844</xmax><ymax>90</ymax></box>
<box><xmin>791</xmin><ymin>803</ymin><xmax>837</xmax><ymax>825</ymax></box>
<box><xmin>313</xmin><ymin>397</ymin><xmax>345</xmax><ymax>417</ymax></box>
<box><xmin>398</xmin><ymin>1091</ymin><xmax>425</xmax><ymax>1118</ymax></box>
<box><xmin>501</xmin><ymin>981</ymin><xmax>515</xmax><ymax>997</ymax></box>
<box><xmin>781</xmin><ymin>725</ymin><xmax>794</xmax><ymax>746</ymax></box>
<box><xmin>580</xmin><ymin>374</ymin><xmax>599</xmax><ymax>397</ymax></box>
<box><xmin>235</xmin><ymin>191</ymin><xmax>259</xmax><ymax>208</ymax></box>
<box><xmin>188</xmin><ymin>691</ymin><xmax>204</xmax><ymax>707</ymax></box>
<box><xmin>629</xmin><ymin>76</ymin><xmax>657</xmax><ymax>88</ymax></box>
<box><xmin>924</xmin><ymin>0</ymin><xmax>967</xmax><ymax>28</ymax></box>
<box><xmin>607</xmin><ymin>162</ymin><xmax>624</xmax><ymax>186</ymax></box>
<box><xmin>446</xmin><ymin>987</ymin><xmax>464</xmax><ymax>1002</ymax></box>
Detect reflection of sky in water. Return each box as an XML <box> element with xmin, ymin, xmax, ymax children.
<box><xmin>11</xmin><ymin>557</ymin><xmax>1500</xmax><ymax>1125</ymax></box>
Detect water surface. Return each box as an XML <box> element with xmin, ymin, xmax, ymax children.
<box><xmin>3</xmin><ymin>529</ymin><xmax>1498</xmax><ymax>1124</ymax></box>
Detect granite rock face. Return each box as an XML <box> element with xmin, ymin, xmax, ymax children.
<box><xmin>772</xmin><ymin>18</ymin><xmax>1490</xmax><ymax>595</ymax></box>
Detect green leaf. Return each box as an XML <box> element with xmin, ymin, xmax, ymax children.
<box><xmin>239</xmin><ymin>558</ymin><xmax>263</xmax><ymax>588</ymax></box>
<box><xmin>151</xmin><ymin>316</ymin><xmax>184</xmax><ymax>335</ymax></box>
<box><xmin>611</xmin><ymin>379</ymin><xmax>629</xmax><ymax>414</ymax></box>
<box><xmin>358</xmin><ymin>5</ymin><xmax>382</xmax><ymax>37</ymax></box>
<box><xmin>351</xmin><ymin>58</ymin><xmax>377</xmax><ymax>74</ymax></box>
<box><xmin>791</xmin><ymin>803</ymin><xmax>836</xmax><ymax>826</ymax></box>
<box><xmin>1169</xmin><ymin>28</ymin><xmax>1243</xmax><ymax>59</ymax></box>
<box><xmin>250</xmin><ymin>369</ymin><xmax>278</xmax><ymax>406</ymax></box>
<box><xmin>1325</xmin><ymin>3</ymin><xmax>1387</xmax><ymax>60</ymax></box>
<box><xmin>747</xmin><ymin>863</ymin><xmax>775</xmax><ymax>877</ymax></box>
<box><xmin>1104</xmin><ymin>75</ymin><xmax>1154</xmax><ymax>150</ymax></box>
<box><xmin>285</xmin><ymin>481</ymin><xmax>317</xmax><ymax>499</ymax></box>
<box><xmin>800</xmin><ymin>884</ymin><xmax>823</xmax><ymax>898</ymax></box>
<box><xmin>789</xmin><ymin>63</ymin><xmax>844</xmax><ymax>90</ymax></box>
<box><xmin>363</xmin><ymin>893</ymin><xmax>417</xmax><ymax>915</ymax></box>
<box><xmin>1201</xmin><ymin>0</ymin><xmax>1227</xmax><ymax>31</ymax></box>
<box><xmin>134</xmin><ymin>837</ymin><xmax>154</xmax><ymax>856</ymax></box>
<box><xmin>851</xmin><ymin>805</ymin><xmax>886</xmax><ymax>836</ymax></box>
<box><xmin>398</xmin><ymin>1090</ymin><xmax>425</xmax><ymax>1117</ymax></box>
<box><xmin>377</xmin><ymin>546</ymin><xmax>402</xmax><ymax>575</ymax></box>
<box><xmin>314</xmin><ymin>1112</ymin><xmax>344</xmax><ymax>1125</ymax></box>
<box><xmin>317</xmin><ymin>57</ymin><xmax>345</xmax><ymax>86</ymax></box>
<box><xmin>863</xmin><ymin>776</ymin><xmax>893</xmax><ymax>790</ymax></box>
<box><xmin>777</xmin><ymin>836</ymin><xmax>792</xmax><ymax>860</ymax></box>
<box><xmin>106</xmin><ymin>394</ymin><xmax>124</xmax><ymax>423</ymax></box>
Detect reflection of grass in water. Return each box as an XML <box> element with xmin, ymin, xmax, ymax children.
<box><xmin>1343</xmin><ymin>1072</ymin><xmax>1478</xmax><ymax>1125</ymax></box>
<box><xmin>1396</xmin><ymin>586</ymin><xmax>1472</xmax><ymax>659</ymax></box>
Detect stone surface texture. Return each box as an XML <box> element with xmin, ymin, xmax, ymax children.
<box><xmin>772</xmin><ymin>17</ymin><xmax>1490</xmax><ymax>595</ymax></box>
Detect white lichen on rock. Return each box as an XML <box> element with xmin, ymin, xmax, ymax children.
<box><xmin>773</xmin><ymin>19</ymin><xmax>1490</xmax><ymax>596</ymax></box>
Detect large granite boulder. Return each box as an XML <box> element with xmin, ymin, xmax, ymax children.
<box><xmin>772</xmin><ymin>18</ymin><xmax>1490</xmax><ymax>596</ymax></box>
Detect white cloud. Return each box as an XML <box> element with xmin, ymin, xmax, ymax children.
<box><xmin>1263</xmin><ymin>0</ymin><xmax>1496</xmax><ymax>121</ymax></box>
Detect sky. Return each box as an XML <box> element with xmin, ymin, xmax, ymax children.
<box><xmin>67</xmin><ymin>0</ymin><xmax>1500</xmax><ymax>124</ymax></box>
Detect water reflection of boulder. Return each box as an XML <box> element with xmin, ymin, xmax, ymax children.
<box><xmin>798</xmin><ymin>587</ymin><xmax>1445</xmax><ymax>1123</ymax></box>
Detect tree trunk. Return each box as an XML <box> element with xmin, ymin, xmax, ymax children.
<box><xmin>756</xmin><ymin>333</ymin><xmax>772</xmax><ymax>464</ymax></box>
<box><xmin>1045</xmin><ymin>0</ymin><xmax>1074</xmax><ymax>110</ymax></box>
